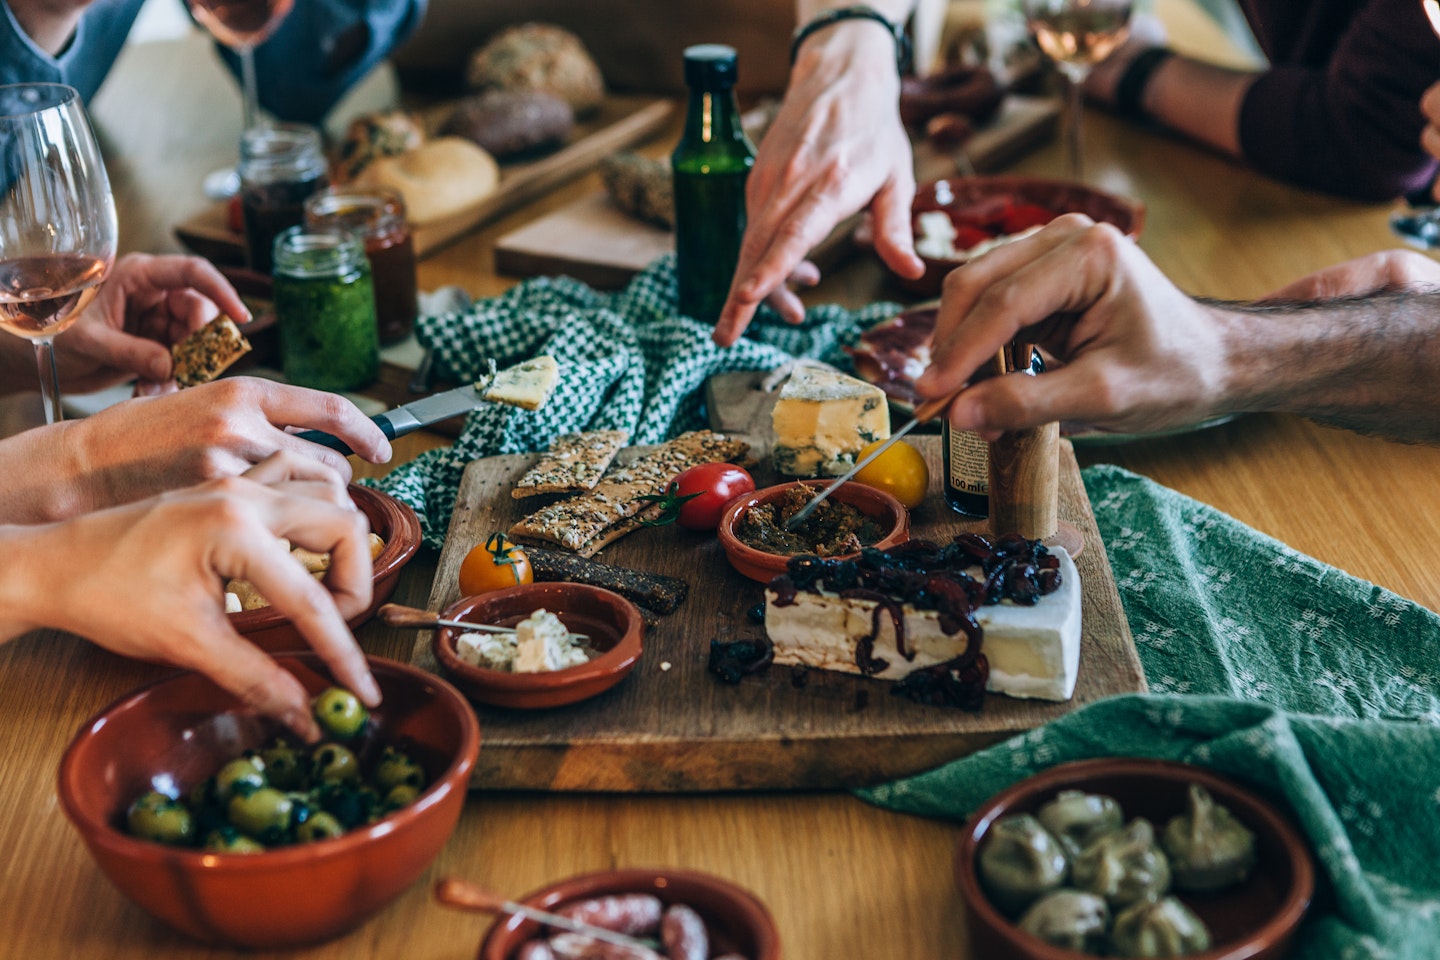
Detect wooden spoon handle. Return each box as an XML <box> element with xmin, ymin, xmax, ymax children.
<box><xmin>434</xmin><ymin>877</ymin><xmax>509</xmax><ymax>913</ymax></box>
<box><xmin>377</xmin><ymin>603</ymin><xmax>440</xmax><ymax>629</ymax></box>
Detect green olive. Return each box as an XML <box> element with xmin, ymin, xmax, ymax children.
<box><xmin>203</xmin><ymin>827</ymin><xmax>266</xmax><ymax>854</ymax></box>
<box><xmin>214</xmin><ymin>756</ymin><xmax>266</xmax><ymax>801</ymax></box>
<box><xmin>312</xmin><ymin>687</ymin><xmax>368</xmax><ymax>740</ymax></box>
<box><xmin>260</xmin><ymin>740</ymin><xmax>308</xmax><ymax>791</ymax></box>
<box><xmin>227</xmin><ymin>787</ymin><xmax>293</xmax><ymax>842</ymax></box>
<box><xmin>375</xmin><ymin>747</ymin><xmax>425</xmax><ymax>793</ymax></box>
<box><xmin>295</xmin><ymin>811</ymin><xmax>345</xmax><ymax>843</ymax></box>
<box><xmin>319</xmin><ymin>781</ymin><xmax>377</xmax><ymax>829</ymax></box>
<box><xmin>312</xmin><ymin>743</ymin><xmax>360</xmax><ymax>784</ymax></box>
<box><xmin>126</xmin><ymin>791</ymin><xmax>194</xmax><ymax>845</ymax></box>
<box><xmin>382</xmin><ymin>783</ymin><xmax>420</xmax><ymax>811</ymax></box>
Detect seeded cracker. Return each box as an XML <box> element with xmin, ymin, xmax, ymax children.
<box><xmin>171</xmin><ymin>316</ymin><xmax>252</xmax><ymax>388</ymax></box>
<box><xmin>513</xmin><ymin>430</ymin><xmax>630</xmax><ymax>498</ymax></box>
<box><xmin>510</xmin><ymin>430</ymin><xmax>749</xmax><ymax>556</ymax></box>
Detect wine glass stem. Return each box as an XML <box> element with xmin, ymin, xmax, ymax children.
<box><xmin>239</xmin><ymin>45</ymin><xmax>259</xmax><ymax>130</ymax></box>
<box><xmin>1066</xmin><ymin>69</ymin><xmax>1086</xmax><ymax>180</ymax></box>
<box><xmin>33</xmin><ymin>338</ymin><xmax>62</xmax><ymax>425</ymax></box>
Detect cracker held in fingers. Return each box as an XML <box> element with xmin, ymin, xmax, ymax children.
<box><xmin>510</xmin><ymin>430</ymin><xmax>749</xmax><ymax>556</ymax></box>
<box><xmin>513</xmin><ymin>430</ymin><xmax>630</xmax><ymax>498</ymax></box>
<box><xmin>480</xmin><ymin>355</ymin><xmax>560</xmax><ymax>410</ymax></box>
<box><xmin>171</xmin><ymin>316</ymin><xmax>252</xmax><ymax>388</ymax></box>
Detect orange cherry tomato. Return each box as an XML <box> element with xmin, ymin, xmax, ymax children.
<box><xmin>852</xmin><ymin>438</ymin><xmax>929</xmax><ymax>508</ymax></box>
<box><xmin>458</xmin><ymin>533</ymin><xmax>533</xmax><ymax>596</ymax></box>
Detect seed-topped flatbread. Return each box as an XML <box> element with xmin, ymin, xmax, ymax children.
<box><xmin>172</xmin><ymin>316</ymin><xmax>252</xmax><ymax>388</ymax></box>
<box><xmin>510</xmin><ymin>430</ymin><xmax>749</xmax><ymax>556</ymax></box>
<box><xmin>512</xmin><ymin>429</ymin><xmax>630</xmax><ymax>498</ymax></box>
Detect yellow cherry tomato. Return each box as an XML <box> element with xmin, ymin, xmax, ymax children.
<box><xmin>458</xmin><ymin>533</ymin><xmax>533</xmax><ymax>596</ymax></box>
<box><xmin>852</xmin><ymin>438</ymin><xmax>929</xmax><ymax>508</ymax></box>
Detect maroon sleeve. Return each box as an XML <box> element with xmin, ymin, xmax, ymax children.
<box><xmin>1237</xmin><ymin>0</ymin><xmax>1440</xmax><ymax>201</ymax></box>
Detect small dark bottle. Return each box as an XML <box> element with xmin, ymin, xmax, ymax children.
<box><xmin>943</xmin><ymin>347</ymin><xmax>1044</xmax><ymax>516</ymax></box>
<box><xmin>672</xmin><ymin>44</ymin><xmax>755</xmax><ymax>324</ymax></box>
<box><xmin>239</xmin><ymin>124</ymin><xmax>328</xmax><ymax>276</ymax></box>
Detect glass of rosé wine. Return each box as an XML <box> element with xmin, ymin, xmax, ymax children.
<box><xmin>1389</xmin><ymin>0</ymin><xmax>1440</xmax><ymax>250</ymax></box>
<box><xmin>0</xmin><ymin>83</ymin><xmax>117</xmax><ymax>425</ymax></box>
<box><xmin>190</xmin><ymin>0</ymin><xmax>297</xmax><ymax>198</ymax></box>
<box><xmin>1023</xmin><ymin>0</ymin><xmax>1133</xmax><ymax>179</ymax></box>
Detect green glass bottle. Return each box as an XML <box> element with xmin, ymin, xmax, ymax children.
<box><xmin>672</xmin><ymin>44</ymin><xmax>756</xmax><ymax>324</ymax></box>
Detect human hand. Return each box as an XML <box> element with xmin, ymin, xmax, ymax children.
<box><xmin>712</xmin><ymin>25</ymin><xmax>923</xmax><ymax>346</ymax></box>
<box><xmin>55</xmin><ymin>377</ymin><xmax>391</xmax><ymax>515</ymax></box>
<box><xmin>52</xmin><ymin>253</ymin><xmax>251</xmax><ymax>395</ymax></box>
<box><xmin>914</xmin><ymin>215</ymin><xmax>1232</xmax><ymax>437</ymax></box>
<box><xmin>1263</xmin><ymin>249</ymin><xmax>1440</xmax><ymax>300</ymax></box>
<box><xmin>0</xmin><ymin>452</ymin><xmax>379</xmax><ymax>740</ymax></box>
<box><xmin>1421</xmin><ymin>81</ymin><xmax>1440</xmax><ymax>202</ymax></box>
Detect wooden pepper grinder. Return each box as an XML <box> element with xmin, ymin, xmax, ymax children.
<box><xmin>987</xmin><ymin>341</ymin><xmax>1059</xmax><ymax>540</ymax></box>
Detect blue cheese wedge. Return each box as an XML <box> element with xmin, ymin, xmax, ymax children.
<box><xmin>771</xmin><ymin>366</ymin><xmax>890</xmax><ymax>477</ymax></box>
<box><xmin>765</xmin><ymin>547</ymin><xmax>1082</xmax><ymax>701</ymax></box>
<box><xmin>479</xmin><ymin>355</ymin><xmax>560</xmax><ymax>411</ymax></box>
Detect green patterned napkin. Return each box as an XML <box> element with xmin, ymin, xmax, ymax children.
<box><xmin>367</xmin><ymin>256</ymin><xmax>898</xmax><ymax>548</ymax></box>
<box><xmin>860</xmin><ymin>464</ymin><xmax>1440</xmax><ymax>960</ymax></box>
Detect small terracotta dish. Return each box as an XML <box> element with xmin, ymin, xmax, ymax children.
<box><xmin>955</xmin><ymin>757</ymin><xmax>1314</xmax><ymax>960</ymax></box>
<box><xmin>230</xmin><ymin>484</ymin><xmax>421</xmax><ymax>651</ymax></box>
<box><xmin>434</xmin><ymin>583</ymin><xmax>644</xmax><ymax>709</ymax></box>
<box><xmin>717</xmin><ymin>479</ymin><xmax>910</xmax><ymax>583</ymax></box>
<box><xmin>475</xmin><ymin>868</ymin><xmax>781</xmax><ymax>960</ymax></box>
<box><xmin>57</xmin><ymin>654</ymin><xmax>481</xmax><ymax>949</ymax></box>
<box><xmin>898</xmin><ymin>175</ymin><xmax>1145</xmax><ymax>298</ymax></box>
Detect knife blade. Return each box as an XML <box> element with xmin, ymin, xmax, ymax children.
<box><xmin>297</xmin><ymin>384</ymin><xmax>487</xmax><ymax>455</ymax></box>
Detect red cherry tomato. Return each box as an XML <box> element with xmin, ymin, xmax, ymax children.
<box><xmin>671</xmin><ymin>463</ymin><xmax>755</xmax><ymax>531</ymax></box>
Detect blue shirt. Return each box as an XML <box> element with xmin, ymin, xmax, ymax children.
<box><xmin>0</xmin><ymin>0</ymin><xmax>426</xmax><ymax>124</ymax></box>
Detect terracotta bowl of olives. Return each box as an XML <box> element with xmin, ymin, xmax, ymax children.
<box><xmin>56</xmin><ymin>654</ymin><xmax>481</xmax><ymax>948</ymax></box>
<box><xmin>476</xmin><ymin>868</ymin><xmax>781</xmax><ymax>960</ymax></box>
<box><xmin>718</xmin><ymin>479</ymin><xmax>910</xmax><ymax>584</ymax></box>
<box><xmin>230</xmin><ymin>484</ymin><xmax>422</xmax><ymax>652</ymax></box>
<box><xmin>954</xmin><ymin>758</ymin><xmax>1314</xmax><ymax>960</ymax></box>
<box><xmin>433</xmin><ymin>582</ymin><xmax>645</xmax><ymax>709</ymax></box>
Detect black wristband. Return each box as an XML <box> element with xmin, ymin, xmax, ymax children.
<box><xmin>1114</xmin><ymin>46</ymin><xmax>1174</xmax><ymax>121</ymax></box>
<box><xmin>790</xmin><ymin>5</ymin><xmax>912</xmax><ymax>75</ymax></box>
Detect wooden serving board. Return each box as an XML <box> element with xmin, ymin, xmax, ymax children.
<box><xmin>492</xmin><ymin>95</ymin><xmax>1061</xmax><ymax>287</ymax></box>
<box><xmin>174</xmin><ymin>96</ymin><xmax>675</xmax><ymax>264</ymax></box>
<box><xmin>414</xmin><ymin>433</ymin><xmax>1143</xmax><ymax>792</ymax></box>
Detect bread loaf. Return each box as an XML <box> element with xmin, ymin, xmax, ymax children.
<box><xmin>438</xmin><ymin>90</ymin><xmax>573</xmax><ymax>159</ymax></box>
<box><xmin>467</xmin><ymin>23</ymin><xmax>605</xmax><ymax>116</ymax></box>
<box><xmin>352</xmin><ymin>137</ymin><xmax>500</xmax><ymax>225</ymax></box>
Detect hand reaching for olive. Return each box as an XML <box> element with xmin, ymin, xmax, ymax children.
<box><xmin>0</xmin><ymin>452</ymin><xmax>380</xmax><ymax>740</ymax></box>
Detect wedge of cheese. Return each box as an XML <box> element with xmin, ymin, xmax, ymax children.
<box><xmin>765</xmin><ymin>547</ymin><xmax>1082</xmax><ymax>701</ymax></box>
<box><xmin>771</xmin><ymin>366</ymin><xmax>890</xmax><ymax>477</ymax></box>
<box><xmin>480</xmin><ymin>355</ymin><xmax>560</xmax><ymax>410</ymax></box>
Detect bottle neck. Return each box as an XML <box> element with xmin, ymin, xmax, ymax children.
<box><xmin>682</xmin><ymin>85</ymin><xmax>748</xmax><ymax>148</ymax></box>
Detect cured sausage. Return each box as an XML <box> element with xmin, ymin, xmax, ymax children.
<box><xmin>659</xmin><ymin>904</ymin><xmax>709</xmax><ymax>960</ymax></box>
<box><xmin>556</xmin><ymin>894</ymin><xmax>664</xmax><ymax>937</ymax></box>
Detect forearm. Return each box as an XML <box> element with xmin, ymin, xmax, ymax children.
<box><xmin>1215</xmin><ymin>292</ymin><xmax>1440</xmax><ymax>441</ymax></box>
<box><xmin>0</xmin><ymin>522</ymin><xmax>57</xmax><ymax>639</ymax></box>
<box><xmin>0</xmin><ymin>422</ymin><xmax>90</xmax><ymax>523</ymax></box>
<box><xmin>1140</xmin><ymin>55</ymin><xmax>1254</xmax><ymax>158</ymax></box>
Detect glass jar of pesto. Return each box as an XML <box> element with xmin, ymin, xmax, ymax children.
<box><xmin>272</xmin><ymin>226</ymin><xmax>379</xmax><ymax>392</ymax></box>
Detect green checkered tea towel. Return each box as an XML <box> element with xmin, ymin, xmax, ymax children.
<box><xmin>860</xmin><ymin>464</ymin><xmax>1440</xmax><ymax>960</ymax></box>
<box><xmin>366</xmin><ymin>256</ymin><xmax>898</xmax><ymax>548</ymax></box>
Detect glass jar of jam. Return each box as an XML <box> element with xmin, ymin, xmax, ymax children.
<box><xmin>271</xmin><ymin>226</ymin><xmax>378</xmax><ymax>392</ymax></box>
<box><xmin>238</xmin><ymin>124</ymin><xmax>328</xmax><ymax>276</ymax></box>
<box><xmin>304</xmin><ymin>186</ymin><xmax>418</xmax><ymax>344</ymax></box>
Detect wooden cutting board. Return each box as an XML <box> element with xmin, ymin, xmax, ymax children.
<box><xmin>414</xmin><ymin>433</ymin><xmax>1143</xmax><ymax>792</ymax></box>
<box><xmin>492</xmin><ymin>95</ymin><xmax>1062</xmax><ymax>287</ymax></box>
<box><xmin>175</xmin><ymin>96</ymin><xmax>675</xmax><ymax>264</ymax></box>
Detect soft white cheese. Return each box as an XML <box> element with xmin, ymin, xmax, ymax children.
<box><xmin>454</xmin><ymin>608</ymin><xmax>590</xmax><ymax>674</ymax></box>
<box><xmin>764</xmin><ymin>547</ymin><xmax>1082</xmax><ymax>701</ymax></box>
<box><xmin>771</xmin><ymin>366</ymin><xmax>890</xmax><ymax>477</ymax></box>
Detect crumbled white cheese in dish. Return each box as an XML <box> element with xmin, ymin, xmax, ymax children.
<box><xmin>915</xmin><ymin>214</ymin><xmax>1045</xmax><ymax>262</ymax></box>
<box><xmin>455</xmin><ymin>609</ymin><xmax>590</xmax><ymax>673</ymax></box>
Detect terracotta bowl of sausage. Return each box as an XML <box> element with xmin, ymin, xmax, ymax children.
<box><xmin>717</xmin><ymin>479</ymin><xmax>910</xmax><ymax>584</ymax></box>
<box><xmin>955</xmin><ymin>758</ymin><xmax>1314</xmax><ymax>960</ymax></box>
<box><xmin>476</xmin><ymin>868</ymin><xmax>781</xmax><ymax>960</ymax></box>
<box><xmin>896</xmin><ymin>176</ymin><xmax>1145</xmax><ymax>298</ymax></box>
<box><xmin>229</xmin><ymin>484</ymin><xmax>421</xmax><ymax>652</ymax></box>
<box><xmin>433</xmin><ymin>582</ymin><xmax>644</xmax><ymax>710</ymax></box>
<box><xmin>57</xmin><ymin>653</ymin><xmax>480</xmax><ymax>949</ymax></box>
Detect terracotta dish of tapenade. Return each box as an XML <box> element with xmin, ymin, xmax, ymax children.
<box><xmin>735</xmin><ymin>484</ymin><xmax>883</xmax><ymax>557</ymax></box>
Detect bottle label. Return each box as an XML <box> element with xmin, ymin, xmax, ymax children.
<box><xmin>946</xmin><ymin>427</ymin><xmax>989</xmax><ymax>495</ymax></box>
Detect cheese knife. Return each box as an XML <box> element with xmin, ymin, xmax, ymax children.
<box><xmin>296</xmin><ymin>383</ymin><xmax>489</xmax><ymax>456</ymax></box>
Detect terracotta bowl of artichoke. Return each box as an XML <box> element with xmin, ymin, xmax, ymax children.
<box><xmin>954</xmin><ymin>758</ymin><xmax>1314</xmax><ymax>959</ymax></box>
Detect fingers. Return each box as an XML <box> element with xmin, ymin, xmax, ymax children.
<box><xmin>119</xmin><ymin>254</ymin><xmax>251</xmax><ymax>327</ymax></box>
<box><xmin>869</xmin><ymin>178</ymin><xmax>924</xmax><ymax>281</ymax></box>
<box><xmin>70</xmin><ymin>322</ymin><xmax>176</xmax><ymax>384</ymax></box>
<box><xmin>243</xmin><ymin>450</ymin><xmax>352</xmax><ymax>507</ymax></box>
<box><xmin>244</xmin><ymin>380</ymin><xmax>393</xmax><ymax>464</ymax></box>
<box><xmin>180</xmin><ymin>622</ymin><xmax>325</xmax><ymax>741</ymax></box>
<box><xmin>789</xmin><ymin>259</ymin><xmax>821</xmax><ymax>287</ymax></box>
<box><xmin>945</xmin><ymin>360</ymin><xmax>1115</xmax><ymax>436</ymax></box>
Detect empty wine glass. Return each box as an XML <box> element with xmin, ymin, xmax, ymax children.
<box><xmin>189</xmin><ymin>0</ymin><xmax>297</xmax><ymax>198</ymax></box>
<box><xmin>0</xmin><ymin>83</ymin><xmax>117</xmax><ymax>424</ymax></box>
<box><xmin>1389</xmin><ymin>0</ymin><xmax>1440</xmax><ymax>249</ymax></box>
<box><xmin>1024</xmin><ymin>0</ymin><xmax>1134</xmax><ymax>179</ymax></box>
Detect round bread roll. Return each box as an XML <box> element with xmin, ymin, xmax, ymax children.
<box><xmin>352</xmin><ymin>137</ymin><xmax>500</xmax><ymax>226</ymax></box>
<box><xmin>466</xmin><ymin>22</ymin><xmax>605</xmax><ymax>116</ymax></box>
<box><xmin>438</xmin><ymin>90</ymin><xmax>573</xmax><ymax>159</ymax></box>
<box><xmin>332</xmin><ymin>109</ymin><xmax>426</xmax><ymax>183</ymax></box>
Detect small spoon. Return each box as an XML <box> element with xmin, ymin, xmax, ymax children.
<box><xmin>434</xmin><ymin>877</ymin><xmax>662</xmax><ymax>952</ymax></box>
<box><xmin>378</xmin><ymin>603</ymin><xmax>590</xmax><ymax>642</ymax></box>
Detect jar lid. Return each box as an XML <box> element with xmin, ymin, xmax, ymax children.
<box><xmin>683</xmin><ymin>44</ymin><xmax>738</xmax><ymax>89</ymax></box>
<box><xmin>304</xmin><ymin>186</ymin><xmax>407</xmax><ymax>239</ymax></box>
<box><xmin>271</xmin><ymin>226</ymin><xmax>367</xmax><ymax>279</ymax></box>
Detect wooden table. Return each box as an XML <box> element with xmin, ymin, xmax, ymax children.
<box><xmin>5</xmin><ymin>13</ymin><xmax>1440</xmax><ymax>959</ymax></box>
